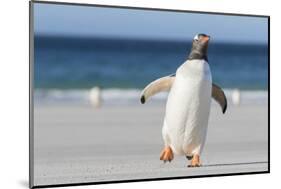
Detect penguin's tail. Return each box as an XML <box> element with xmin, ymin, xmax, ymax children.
<box><xmin>186</xmin><ymin>155</ymin><xmax>193</xmax><ymax>160</ymax></box>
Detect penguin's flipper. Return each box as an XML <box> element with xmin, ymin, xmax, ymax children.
<box><xmin>212</xmin><ymin>83</ymin><xmax>227</xmax><ymax>114</ymax></box>
<box><xmin>140</xmin><ymin>75</ymin><xmax>175</xmax><ymax>104</ymax></box>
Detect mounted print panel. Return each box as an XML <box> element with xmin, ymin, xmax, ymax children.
<box><xmin>30</xmin><ymin>1</ymin><xmax>269</xmax><ymax>188</ymax></box>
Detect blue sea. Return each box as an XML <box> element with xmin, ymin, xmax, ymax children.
<box><xmin>34</xmin><ymin>35</ymin><xmax>268</xmax><ymax>104</ymax></box>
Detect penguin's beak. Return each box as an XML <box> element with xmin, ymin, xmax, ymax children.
<box><xmin>201</xmin><ymin>35</ymin><xmax>210</xmax><ymax>43</ymax></box>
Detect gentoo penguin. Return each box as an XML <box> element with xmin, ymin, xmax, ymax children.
<box><xmin>140</xmin><ymin>34</ymin><xmax>227</xmax><ymax>167</ymax></box>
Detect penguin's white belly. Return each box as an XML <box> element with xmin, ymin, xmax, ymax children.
<box><xmin>162</xmin><ymin>60</ymin><xmax>212</xmax><ymax>156</ymax></box>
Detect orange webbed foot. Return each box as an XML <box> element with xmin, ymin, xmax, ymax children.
<box><xmin>160</xmin><ymin>146</ymin><xmax>174</xmax><ymax>163</ymax></box>
<box><xmin>187</xmin><ymin>154</ymin><xmax>201</xmax><ymax>167</ymax></box>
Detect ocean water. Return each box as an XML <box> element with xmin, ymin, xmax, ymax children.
<box><xmin>34</xmin><ymin>35</ymin><xmax>268</xmax><ymax>104</ymax></box>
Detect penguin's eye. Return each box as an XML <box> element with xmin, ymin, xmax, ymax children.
<box><xmin>194</xmin><ymin>35</ymin><xmax>199</xmax><ymax>42</ymax></box>
<box><xmin>194</xmin><ymin>38</ymin><xmax>199</xmax><ymax>43</ymax></box>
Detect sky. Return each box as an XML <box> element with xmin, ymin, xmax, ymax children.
<box><xmin>33</xmin><ymin>2</ymin><xmax>268</xmax><ymax>44</ymax></box>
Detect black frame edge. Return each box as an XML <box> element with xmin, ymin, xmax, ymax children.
<box><xmin>32</xmin><ymin>171</ymin><xmax>270</xmax><ymax>189</ymax></box>
<box><xmin>267</xmin><ymin>16</ymin><xmax>270</xmax><ymax>173</ymax></box>
<box><xmin>29</xmin><ymin>1</ymin><xmax>35</xmax><ymax>188</ymax></box>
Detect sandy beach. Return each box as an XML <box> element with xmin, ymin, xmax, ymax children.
<box><xmin>33</xmin><ymin>102</ymin><xmax>268</xmax><ymax>186</ymax></box>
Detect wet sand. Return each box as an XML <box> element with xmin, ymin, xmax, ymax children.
<box><xmin>33</xmin><ymin>103</ymin><xmax>268</xmax><ymax>186</ymax></box>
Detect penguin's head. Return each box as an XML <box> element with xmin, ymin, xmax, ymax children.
<box><xmin>188</xmin><ymin>33</ymin><xmax>210</xmax><ymax>61</ymax></box>
<box><xmin>193</xmin><ymin>33</ymin><xmax>210</xmax><ymax>42</ymax></box>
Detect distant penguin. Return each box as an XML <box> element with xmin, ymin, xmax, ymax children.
<box><xmin>89</xmin><ymin>86</ymin><xmax>102</xmax><ymax>108</ymax></box>
<box><xmin>232</xmin><ymin>89</ymin><xmax>241</xmax><ymax>105</ymax></box>
<box><xmin>140</xmin><ymin>34</ymin><xmax>227</xmax><ymax>167</ymax></box>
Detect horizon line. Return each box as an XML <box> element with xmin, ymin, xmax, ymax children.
<box><xmin>34</xmin><ymin>33</ymin><xmax>268</xmax><ymax>46</ymax></box>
